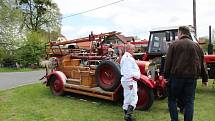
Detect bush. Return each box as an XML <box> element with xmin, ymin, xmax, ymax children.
<box><xmin>2</xmin><ymin>55</ymin><xmax>17</xmax><ymax>68</ymax></box>
<box><xmin>15</xmin><ymin>31</ymin><xmax>47</xmax><ymax>67</ymax></box>
<box><xmin>0</xmin><ymin>47</ymin><xmax>17</xmax><ymax>68</ymax></box>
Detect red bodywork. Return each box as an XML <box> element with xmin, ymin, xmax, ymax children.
<box><xmin>136</xmin><ymin>60</ymin><xmax>149</xmax><ymax>75</ymax></box>
<box><xmin>136</xmin><ymin>60</ymin><xmax>166</xmax><ymax>89</ymax></box>
<box><xmin>139</xmin><ymin>75</ymin><xmax>155</xmax><ymax>88</ymax></box>
<box><xmin>130</xmin><ymin>41</ymin><xmax>148</xmax><ymax>45</ymax></box>
<box><xmin>46</xmin><ymin>71</ymin><xmax>66</xmax><ymax>86</ymax></box>
<box><xmin>204</xmin><ymin>55</ymin><xmax>215</xmax><ymax>63</ymax></box>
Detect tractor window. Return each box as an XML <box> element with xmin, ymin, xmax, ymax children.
<box><xmin>148</xmin><ymin>30</ymin><xmax>178</xmax><ymax>54</ymax></box>
<box><xmin>171</xmin><ymin>31</ymin><xmax>178</xmax><ymax>41</ymax></box>
<box><xmin>148</xmin><ymin>29</ymin><xmax>197</xmax><ymax>54</ymax></box>
<box><xmin>148</xmin><ymin>32</ymin><xmax>166</xmax><ymax>53</ymax></box>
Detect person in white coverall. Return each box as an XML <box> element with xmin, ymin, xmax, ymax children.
<box><xmin>120</xmin><ymin>44</ymin><xmax>141</xmax><ymax>121</ymax></box>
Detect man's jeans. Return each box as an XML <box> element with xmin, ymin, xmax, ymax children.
<box><xmin>168</xmin><ymin>77</ymin><xmax>197</xmax><ymax>121</ymax></box>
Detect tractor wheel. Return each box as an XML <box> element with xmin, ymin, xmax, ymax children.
<box><xmin>49</xmin><ymin>75</ymin><xmax>64</xmax><ymax>96</ymax></box>
<box><xmin>136</xmin><ymin>83</ymin><xmax>154</xmax><ymax>110</ymax></box>
<box><xmin>155</xmin><ymin>86</ymin><xmax>168</xmax><ymax>100</ymax></box>
<box><xmin>95</xmin><ymin>60</ymin><xmax>121</xmax><ymax>91</ymax></box>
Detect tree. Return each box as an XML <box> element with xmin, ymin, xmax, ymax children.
<box><xmin>0</xmin><ymin>0</ymin><xmax>62</xmax><ymax>67</ymax></box>
<box><xmin>16</xmin><ymin>31</ymin><xmax>47</xmax><ymax>67</ymax></box>
<box><xmin>199</xmin><ymin>37</ymin><xmax>210</xmax><ymax>54</ymax></box>
<box><xmin>0</xmin><ymin>0</ymin><xmax>24</xmax><ymax>51</ymax></box>
<box><xmin>0</xmin><ymin>0</ymin><xmax>26</xmax><ymax>67</ymax></box>
<box><xmin>198</xmin><ymin>28</ymin><xmax>215</xmax><ymax>54</ymax></box>
<box><xmin>17</xmin><ymin>0</ymin><xmax>61</xmax><ymax>32</ymax></box>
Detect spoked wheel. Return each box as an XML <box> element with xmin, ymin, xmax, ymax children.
<box><xmin>136</xmin><ymin>83</ymin><xmax>154</xmax><ymax>110</ymax></box>
<box><xmin>49</xmin><ymin>76</ymin><xmax>64</xmax><ymax>96</ymax></box>
<box><xmin>96</xmin><ymin>60</ymin><xmax>121</xmax><ymax>91</ymax></box>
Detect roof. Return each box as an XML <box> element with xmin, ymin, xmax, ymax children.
<box><xmin>115</xmin><ymin>34</ymin><xmax>128</xmax><ymax>43</ymax></box>
<box><xmin>59</xmin><ymin>34</ymin><xmax>66</xmax><ymax>38</ymax></box>
<box><xmin>130</xmin><ymin>39</ymin><xmax>148</xmax><ymax>45</ymax></box>
<box><xmin>126</xmin><ymin>36</ymin><xmax>135</xmax><ymax>42</ymax></box>
<box><xmin>198</xmin><ymin>38</ymin><xmax>207</xmax><ymax>44</ymax></box>
<box><xmin>76</xmin><ymin>41</ymin><xmax>91</xmax><ymax>49</ymax></box>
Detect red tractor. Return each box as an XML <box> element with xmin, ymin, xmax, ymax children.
<box><xmin>142</xmin><ymin>25</ymin><xmax>215</xmax><ymax>86</ymax></box>
<box><xmin>204</xmin><ymin>26</ymin><xmax>215</xmax><ymax>82</ymax></box>
<box><xmin>42</xmin><ymin>31</ymin><xmax>167</xmax><ymax>111</ymax></box>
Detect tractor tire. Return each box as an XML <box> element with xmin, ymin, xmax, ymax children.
<box><xmin>155</xmin><ymin>86</ymin><xmax>168</xmax><ymax>100</ymax></box>
<box><xmin>95</xmin><ymin>60</ymin><xmax>121</xmax><ymax>91</ymax></box>
<box><xmin>206</xmin><ymin>63</ymin><xmax>215</xmax><ymax>79</ymax></box>
<box><xmin>136</xmin><ymin>83</ymin><xmax>154</xmax><ymax>110</ymax></box>
<box><xmin>49</xmin><ymin>75</ymin><xmax>65</xmax><ymax>96</ymax></box>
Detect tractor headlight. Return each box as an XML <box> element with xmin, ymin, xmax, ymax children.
<box><xmin>144</xmin><ymin>61</ymin><xmax>150</xmax><ymax>72</ymax></box>
<box><xmin>147</xmin><ymin>63</ymin><xmax>157</xmax><ymax>80</ymax></box>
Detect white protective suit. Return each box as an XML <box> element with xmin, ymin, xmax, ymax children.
<box><xmin>120</xmin><ymin>52</ymin><xmax>141</xmax><ymax>110</ymax></box>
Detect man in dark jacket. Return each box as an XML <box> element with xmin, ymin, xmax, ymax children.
<box><xmin>164</xmin><ymin>26</ymin><xmax>208</xmax><ymax>121</ymax></box>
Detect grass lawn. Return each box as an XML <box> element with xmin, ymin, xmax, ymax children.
<box><xmin>0</xmin><ymin>81</ymin><xmax>214</xmax><ymax>121</ymax></box>
<box><xmin>0</xmin><ymin>68</ymin><xmax>41</xmax><ymax>72</ymax></box>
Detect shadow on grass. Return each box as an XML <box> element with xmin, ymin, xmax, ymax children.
<box><xmin>63</xmin><ymin>91</ymin><xmax>122</xmax><ymax>108</ymax></box>
<box><xmin>62</xmin><ymin>91</ymin><xmax>168</xmax><ymax>112</ymax></box>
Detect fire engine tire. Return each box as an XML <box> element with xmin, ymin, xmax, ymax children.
<box><xmin>136</xmin><ymin>83</ymin><xmax>154</xmax><ymax>110</ymax></box>
<box><xmin>49</xmin><ymin>75</ymin><xmax>65</xmax><ymax>96</ymax></box>
<box><xmin>95</xmin><ymin>60</ymin><xmax>121</xmax><ymax>91</ymax></box>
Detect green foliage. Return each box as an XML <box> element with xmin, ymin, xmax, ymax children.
<box><xmin>0</xmin><ymin>0</ymin><xmax>24</xmax><ymax>51</ymax></box>
<box><xmin>2</xmin><ymin>55</ymin><xmax>17</xmax><ymax>67</ymax></box>
<box><xmin>0</xmin><ymin>0</ymin><xmax>62</xmax><ymax>68</ymax></box>
<box><xmin>18</xmin><ymin>0</ymin><xmax>62</xmax><ymax>32</ymax></box>
<box><xmin>0</xmin><ymin>47</ymin><xmax>18</xmax><ymax>67</ymax></box>
<box><xmin>0</xmin><ymin>0</ymin><xmax>25</xmax><ymax>67</ymax></box>
<box><xmin>199</xmin><ymin>37</ymin><xmax>209</xmax><ymax>53</ymax></box>
<box><xmin>198</xmin><ymin>36</ymin><xmax>215</xmax><ymax>54</ymax></box>
<box><xmin>16</xmin><ymin>31</ymin><xmax>47</xmax><ymax>67</ymax></box>
<box><xmin>0</xmin><ymin>47</ymin><xmax>6</xmax><ymax>64</ymax></box>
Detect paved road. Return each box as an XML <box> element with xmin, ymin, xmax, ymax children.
<box><xmin>0</xmin><ymin>70</ymin><xmax>45</xmax><ymax>90</ymax></box>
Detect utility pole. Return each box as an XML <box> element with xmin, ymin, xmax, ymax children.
<box><xmin>208</xmin><ymin>26</ymin><xmax>213</xmax><ymax>54</ymax></box>
<box><xmin>193</xmin><ymin>0</ymin><xmax>197</xmax><ymax>36</ymax></box>
<box><xmin>213</xmin><ymin>29</ymin><xmax>215</xmax><ymax>42</ymax></box>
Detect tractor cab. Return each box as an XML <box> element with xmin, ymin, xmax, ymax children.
<box><xmin>144</xmin><ymin>25</ymin><xmax>198</xmax><ymax>79</ymax></box>
<box><xmin>147</xmin><ymin>25</ymin><xmax>198</xmax><ymax>60</ymax></box>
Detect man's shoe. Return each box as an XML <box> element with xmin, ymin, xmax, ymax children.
<box><xmin>124</xmin><ymin>110</ymin><xmax>127</xmax><ymax>114</ymax></box>
<box><xmin>179</xmin><ymin>108</ymin><xmax>184</xmax><ymax>114</ymax></box>
<box><xmin>124</xmin><ymin>105</ymin><xmax>135</xmax><ymax>121</ymax></box>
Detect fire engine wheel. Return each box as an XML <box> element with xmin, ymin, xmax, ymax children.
<box><xmin>136</xmin><ymin>83</ymin><xmax>154</xmax><ymax>110</ymax></box>
<box><xmin>49</xmin><ymin>75</ymin><xmax>64</xmax><ymax>96</ymax></box>
<box><xmin>96</xmin><ymin>60</ymin><xmax>121</xmax><ymax>91</ymax></box>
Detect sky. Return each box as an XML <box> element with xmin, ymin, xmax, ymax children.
<box><xmin>53</xmin><ymin>0</ymin><xmax>215</xmax><ymax>40</ymax></box>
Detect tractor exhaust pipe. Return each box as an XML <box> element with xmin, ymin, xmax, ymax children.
<box><xmin>208</xmin><ymin>25</ymin><xmax>213</xmax><ymax>54</ymax></box>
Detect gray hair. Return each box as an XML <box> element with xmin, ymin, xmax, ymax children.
<box><xmin>125</xmin><ymin>43</ymin><xmax>135</xmax><ymax>52</ymax></box>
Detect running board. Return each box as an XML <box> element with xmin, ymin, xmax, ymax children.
<box><xmin>66</xmin><ymin>79</ymin><xmax>81</xmax><ymax>85</ymax></box>
<box><xmin>64</xmin><ymin>83</ymin><xmax>114</xmax><ymax>101</ymax></box>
